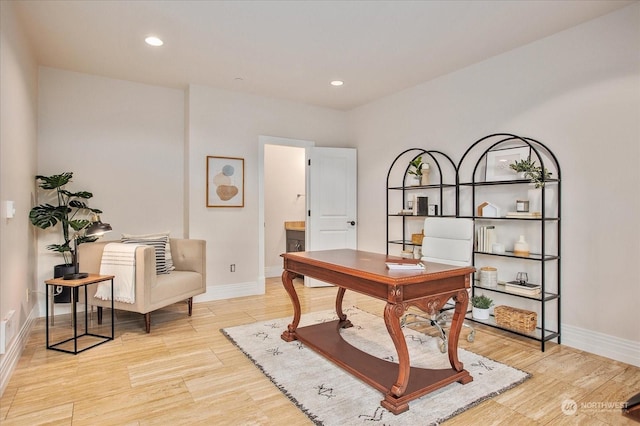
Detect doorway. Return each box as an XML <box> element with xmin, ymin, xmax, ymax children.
<box><xmin>264</xmin><ymin>144</ymin><xmax>307</xmax><ymax>277</ymax></box>
<box><xmin>258</xmin><ymin>136</ymin><xmax>313</xmax><ymax>292</ymax></box>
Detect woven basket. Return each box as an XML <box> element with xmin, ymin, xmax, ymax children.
<box><xmin>494</xmin><ymin>305</ymin><xmax>537</xmax><ymax>333</ymax></box>
<box><xmin>411</xmin><ymin>233</ymin><xmax>424</xmax><ymax>245</ymax></box>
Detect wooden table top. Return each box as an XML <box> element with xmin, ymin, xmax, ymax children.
<box><xmin>282</xmin><ymin>249</ymin><xmax>475</xmax><ymax>286</ymax></box>
<box><xmin>44</xmin><ymin>273</ymin><xmax>115</xmax><ymax>287</ymax></box>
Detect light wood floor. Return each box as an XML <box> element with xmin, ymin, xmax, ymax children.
<box><xmin>1</xmin><ymin>278</ymin><xmax>638</xmax><ymax>425</ymax></box>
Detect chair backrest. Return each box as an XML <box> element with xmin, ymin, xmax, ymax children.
<box><xmin>421</xmin><ymin>217</ymin><xmax>474</xmax><ymax>267</ymax></box>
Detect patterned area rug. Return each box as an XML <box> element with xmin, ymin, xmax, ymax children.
<box><xmin>222</xmin><ymin>307</ymin><xmax>530</xmax><ymax>425</ymax></box>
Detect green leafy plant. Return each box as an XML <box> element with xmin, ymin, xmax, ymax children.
<box><xmin>471</xmin><ymin>295</ymin><xmax>494</xmax><ymax>309</ymax></box>
<box><xmin>408</xmin><ymin>156</ymin><xmax>424</xmax><ymax>177</ymax></box>
<box><xmin>509</xmin><ymin>158</ymin><xmax>552</xmax><ymax>188</ymax></box>
<box><xmin>29</xmin><ymin>172</ymin><xmax>103</xmax><ymax>265</ymax></box>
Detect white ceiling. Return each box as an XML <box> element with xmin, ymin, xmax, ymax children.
<box><xmin>14</xmin><ymin>0</ymin><xmax>635</xmax><ymax>110</ymax></box>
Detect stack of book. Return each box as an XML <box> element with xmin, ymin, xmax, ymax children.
<box><xmin>504</xmin><ymin>280</ymin><xmax>541</xmax><ymax>296</ymax></box>
<box><xmin>476</xmin><ymin>225</ymin><xmax>496</xmax><ymax>252</ymax></box>
<box><xmin>385</xmin><ymin>257</ymin><xmax>425</xmax><ymax>270</ymax></box>
<box><xmin>385</xmin><ymin>261</ymin><xmax>424</xmax><ymax>270</ymax></box>
<box><xmin>505</xmin><ymin>211</ymin><xmax>542</xmax><ymax>219</ymax></box>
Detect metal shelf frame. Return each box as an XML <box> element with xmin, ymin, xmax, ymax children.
<box><xmin>386</xmin><ymin>134</ymin><xmax>561</xmax><ymax>351</ymax></box>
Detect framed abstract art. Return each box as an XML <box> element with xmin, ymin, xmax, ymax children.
<box><xmin>207</xmin><ymin>156</ymin><xmax>244</xmax><ymax>207</ymax></box>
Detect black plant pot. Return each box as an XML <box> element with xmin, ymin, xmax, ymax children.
<box><xmin>53</xmin><ymin>264</ymin><xmax>75</xmax><ymax>303</ymax></box>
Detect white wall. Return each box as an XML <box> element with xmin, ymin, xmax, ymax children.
<box><xmin>36</xmin><ymin>68</ymin><xmax>185</xmax><ymax>305</ymax></box>
<box><xmin>0</xmin><ymin>0</ymin><xmax>39</xmax><ymax>394</ymax></box>
<box><xmin>350</xmin><ymin>4</ymin><xmax>640</xmax><ymax>364</ymax></box>
<box><xmin>264</xmin><ymin>145</ymin><xmax>306</xmax><ymax>276</ymax></box>
<box><xmin>187</xmin><ymin>85</ymin><xmax>348</xmax><ymax>300</ymax></box>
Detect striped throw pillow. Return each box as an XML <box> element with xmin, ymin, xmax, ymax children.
<box><xmin>121</xmin><ymin>235</ymin><xmax>170</xmax><ymax>275</ymax></box>
<box><xmin>121</xmin><ymin>232</ymin><xmax>175</xmax><ymax>272</ymax></box>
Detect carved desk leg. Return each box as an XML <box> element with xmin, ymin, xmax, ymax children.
<box><xmin>281</xmin><ymin>270</ymin><xmax>301</xmax><ymax>342</ymax></box>
<box><xmin>381</xmin><ymin>302</ymin><xmax>410</xmax><ymax>414</ymax></box>
<box><xmin>447</xmin><ymin>290</ymin><xmax>472</xmax><ymax>383</ymax></box>
<box><xmin>335</xmin><ymin>287</ymin><xmax>353</xmax><ymax>329</ymax></box>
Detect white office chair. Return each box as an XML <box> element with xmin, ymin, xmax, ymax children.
<box><xmin>401</xmin><ymin>217</ymin><xmax>476</xmax><ymax>353</ymax></box>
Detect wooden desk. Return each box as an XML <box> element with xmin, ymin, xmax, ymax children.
<box><xmin>280</xmin><ymin>249</ymin><xmax>475</xmax><ymax>414</ymax></box>
<box><xmin>45</xmin><ymin>274</ymin><xmax>115</xmax><ymax>354</ymax></box>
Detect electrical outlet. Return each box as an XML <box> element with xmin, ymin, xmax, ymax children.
<box><xmin>230</xmin><ymin>264</ymin><xmax>236</xmax><ymax>272</ymax></box>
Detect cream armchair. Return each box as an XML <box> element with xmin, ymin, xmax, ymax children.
<box><xmin>79</xmin><ymin>238</ymin><xmax>206</xmax><ymax>333</ymax></box>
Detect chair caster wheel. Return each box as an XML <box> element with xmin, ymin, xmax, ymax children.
<box><xmin>439</xmin><ymin>341</ymin><xmax>447</xmax><ymax>353</ymax></box>
<box><xmin>467</xmin><ymin>331</ymin><xmax>475</xmax><ymax>343</ymax></box>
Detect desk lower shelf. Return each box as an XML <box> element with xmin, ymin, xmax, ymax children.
<box><xmin>293</xmin><ymin>319</ymin><xmax>471</xmax><ymax>411</ymax></box>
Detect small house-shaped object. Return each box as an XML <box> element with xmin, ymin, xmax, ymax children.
<box><xmin>477</xmin><ymin>202</ymin><xmax>500</xmax><ymax>217</ymax></box>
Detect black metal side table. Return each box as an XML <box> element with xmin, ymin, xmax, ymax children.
<box><xmin>44</xmin><ymin>274</ymin><xmax>115</xmax><ymax>354</ymax></box>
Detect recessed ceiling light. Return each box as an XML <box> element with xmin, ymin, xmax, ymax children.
<box><xmin>145</xmin><ymin>36</ymin><xmax>164</xmax><ymax>47</ymax></box>
<box><xmin>330</xmin><ymin>80</ymin><xmax>344</xmax><ymax>87</ymax></box>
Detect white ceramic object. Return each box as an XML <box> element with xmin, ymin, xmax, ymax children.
<box><xmin>513</xmin><ymin>235</ymin><xmax>530</xmax><ymax>256</ymax></box>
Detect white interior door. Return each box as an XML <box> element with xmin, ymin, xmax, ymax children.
<box><xmin>306</xmin><ymin>147</ymin><xmax>357</xmax><ymax>287</ymax></box>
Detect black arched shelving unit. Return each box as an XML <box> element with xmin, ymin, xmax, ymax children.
<box><xmin>386</xmin><ymin>134</ymin><xmax>561</xmax><ymax>351</ymax></box>
<box><xmin>386</xmin><ymin>148</ymin><xmax>458</xmax><ymax>257</ymax></box>
<box><xmin>457</xmin><ymin>133</ymin><xmax>561</xmax><ymax>351</ymax></box>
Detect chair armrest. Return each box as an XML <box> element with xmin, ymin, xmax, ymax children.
<box><xmin>169</xmin><ymin>239</ymin><xmax>206</xmax><ymax>278</ymax></box>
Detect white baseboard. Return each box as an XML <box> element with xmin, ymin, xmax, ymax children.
<box><xmin>194</xmin><ymin>280</ymin><xmax>266</xmax><ymax>302</ymax></box>
<box><xmin>0</xmin><ymin>305</ymin><xmax>38</xmax><ymax>397</ymax></box>
<box><xmin>562</xmin><ymin>322</ymin><xmax>640</xmax><ymax>367</ymax></box>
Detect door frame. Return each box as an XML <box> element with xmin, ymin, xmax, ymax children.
<box><xmin>258</xmin><ymin>135</ymin><xmax>314</xmax><ymax>292</ymax></box>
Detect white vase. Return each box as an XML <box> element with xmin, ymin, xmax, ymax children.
<box><xmin>513</xmin><ymin>235</ymin><xmax>530</xmax><ymax>257</ymax></box>
<box><xmin>408</xmin><ymin>175</ymin><xmax>420</xmax><ymax>186</ymax></box>
<box><xmin>529</xmin><ymin>186</ymin><xmax>557</xmax><ymax>217</ymax></box>
<box><xmin>528</xmin><ymin>188</ymin><xmax>541</xmax><ymax>214</ymax></box>
<box><xmin>472</xmin><ymin>307</ymin><xmax>490</xmax><ymax>320</ymax></box>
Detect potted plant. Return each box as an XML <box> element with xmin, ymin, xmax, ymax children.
<box><xmin>471</xmin><ymin>294</ymin><xmax>493</xmax><ymax>320</ymax></box>
<box><xmin>408</xmin><ymin>156</ymin><xmax>431</xmax><ymax>186</ymax></box>
<box><xmin>29</xmin><ymin>172</ymin><xmax>103</xmax><ymax>301</ymax></box>
<box><xmin>509</xmin><ymin>158</ymin><xmax>552</xmax><ymax>188</ymax></box>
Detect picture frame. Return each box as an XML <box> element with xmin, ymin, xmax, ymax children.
<box><xmin>207</xmin><ymin>156</ymin><xmax>244</xmax><ymax>207</ymax></box>
<box><xmin>485</xmin><ymin>146</ymin><xmax>530</xmax><ymax>182</ymax></box>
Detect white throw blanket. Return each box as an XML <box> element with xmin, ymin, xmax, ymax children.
<box><xmin>95</xmin><ymin>243</ymin><xmax>142</xmax><ymax>304</ymax></box>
